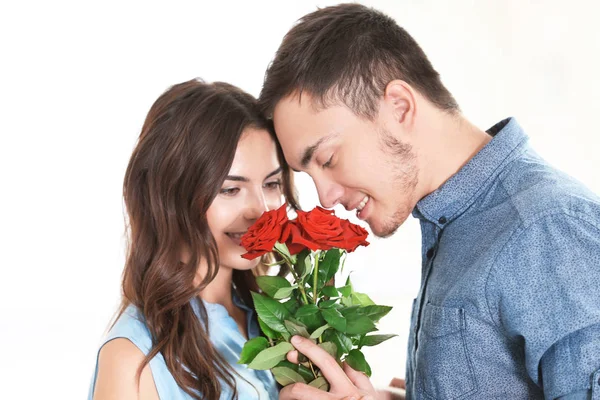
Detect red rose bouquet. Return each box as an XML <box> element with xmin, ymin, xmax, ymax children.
<box><xmin>238</xmin><ymin>204</ymin><xmax>396</xmax><ymax>390</ymax></box>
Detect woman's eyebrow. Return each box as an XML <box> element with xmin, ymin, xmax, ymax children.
<box><xmin>265</xmin><ymin>167</ymin><xmax>283</xmax><ymax>179</ymax></box>
<box><xmin>224</xmin><ymin>167</ymin><xmax>283</xmax><ymax>182</ymax></box>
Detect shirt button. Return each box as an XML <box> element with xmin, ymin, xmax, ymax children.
<box><xmin>426</xmin><ymin>248</ymin><xmax>435</xmax><ymax>259</ymax></box>
<box><xmin>438</xmin><ymin>216</ymin><xmax>447</xmax><ymax>224</ymax></box>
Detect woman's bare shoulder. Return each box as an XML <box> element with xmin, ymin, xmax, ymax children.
<box><xmin>92</xmin><ymin>338</ymin><xmax>159</xmax><ymax>400</ymax></box>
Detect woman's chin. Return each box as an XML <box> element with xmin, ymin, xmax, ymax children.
<box><xmin>223</xmin><ymin>255</ymin><xmax>261</xmax><ymax>271</ymax></box>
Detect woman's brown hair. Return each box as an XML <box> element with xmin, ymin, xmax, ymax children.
<box><xmin>119</xmin><ymin>79</ymin><xmax>299</xmax><ymax>399</ymax></box>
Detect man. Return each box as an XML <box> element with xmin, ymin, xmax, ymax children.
<box><xmin>258</xmin><ymin>3</ymin><xmax>600</xmax><ymax>400</ymax></box>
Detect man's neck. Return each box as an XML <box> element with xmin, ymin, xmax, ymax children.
<box><xmin>416</xmin><ymin>110</ymin><xmax>492</xmax><ymax>200</ymax></box>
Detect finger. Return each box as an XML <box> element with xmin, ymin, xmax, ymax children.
<box><xmin>289</xmin><ymin>336</ymin><xmax>353</xmax><ymax>390</ymax></box>
<box><xmin>374</xmin><ymin>389</ymin><xmax>394</xmax><ymax>400</ymax></box>
<box><xmin>287</xmin><ymin>350</ymin><xmax>299</xmax><ymax>364</ymax></box>
<box><xmin>342</xmin><ymin>362</ymin><xmax>374</xmax><ymax>392</ymax></box>
<box><xmin>279</xmin><ymin>382</ymin><xmax>337</xmax><ymax>400</ymax></box>
<box><xmin>389</xmin><ymin>378</ymin><xmax>405</xmax><ymax>389</ymax></box>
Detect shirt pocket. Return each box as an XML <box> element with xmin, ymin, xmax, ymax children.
<box><xmin>416</xmin><ymin>303</ymin><xmax>477</xmax><ymax>399</ymax></box>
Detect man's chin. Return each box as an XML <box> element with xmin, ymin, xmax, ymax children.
<box><xmin>371</xmin><ymin>226</ymin><xmax>399</xmax><ymax>239</ymax></box>
<box><xmin>368</xmin><ymin>213</ymin><xmax>407</xmax><ymax>238</ymax></box>
<box><xmin>367</xmin><ymin>220</ymin><xmax>397</xmax><ymax>238</ymax></box>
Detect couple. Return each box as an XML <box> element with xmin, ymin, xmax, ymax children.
<box><xmin>88</xmin><ymin>4</ymin><xmax>600</xmax><ymax>400</ymax></box>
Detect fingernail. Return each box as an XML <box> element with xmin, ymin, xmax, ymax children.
<box><xmin>291</xmin><ymin>335</ymin><xmax>302</xmax><ymax>345</ymax></box>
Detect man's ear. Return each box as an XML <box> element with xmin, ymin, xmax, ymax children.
<box><xmin>383</xmin><ymin>80</ymin><xmax>415</xmax><ymax>125</ymax></box>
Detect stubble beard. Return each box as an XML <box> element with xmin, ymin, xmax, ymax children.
<box><xmin>372</xmin><ymin>127</ymin><xmax>419</xmax><ymax>238</ymax></box>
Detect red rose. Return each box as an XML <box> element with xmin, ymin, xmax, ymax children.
<box><xmin>240</xmin><ymin>204</ymin><xmax>288</xmax><ymax>260</ymax></box>
<box><xmin>291</xmin><ymin>207</ymin><xmax>343</xmax><ymax>251</ymax></box>
<box><xmin>285</xmin><ymin>207</ymin><xmax>369</xmax><ymax>253</ymax></box>
<box><xmin>327</xmin><ymin>219</ymin><xmax>370</xmax><ymax>252</ymax></box>
<box><xmin>280</xmin><ymin>221</ymin><xmax>308</xmax><ymax>255</ymax></box>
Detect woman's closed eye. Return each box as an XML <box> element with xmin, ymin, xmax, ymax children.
<box><xmin>264</xmin><ymin>179</ymin><xmax>282</xmax><ymax>191</ymax></box>
<box><xmin>220</xmin><ymin>187</ymin><xmax>240</xmax><ymax>196</ymax></box>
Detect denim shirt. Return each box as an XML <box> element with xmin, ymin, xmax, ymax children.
<box><xmin>88</xmin><ymin>292</ymin><xmax>278</xmax><ymax>400</ymax></box>
<box><xmin>405</xmin><ymin>118</ymin><xmax>600</xmax><ymax>400</ymax></box>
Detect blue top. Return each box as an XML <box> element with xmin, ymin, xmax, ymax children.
<box><xmin>88</xmin><ymin>293</ymin><xmax>278</xmax><ymax>400</ymax></box>
<box><xmin>405</xmin><ymin>118</ymin><xmax>600</xmax><ymax>400</ymax></box>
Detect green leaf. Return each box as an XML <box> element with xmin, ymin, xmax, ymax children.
<box><xmin>340</xmin><ymin>305</ymin><xmax>392</xmax><ymax>323</ymax></box>
<box><xmin>294</xmin><ymin>249</ymin><xmax>312</xmax><ymax>281</ymax></box>
<box><xmin>308</xmin><ymin>376</ymin><xmax>330</xmax><ymax>391</ymax></box>
<box><xmin>309</xmin><ymin>324</ymin><xmax>331</xmax><ymax>339</ymax></box>
<box><xmin>238</xmin><ymin>337</ymin><xmax>269</xmax><ymax>364</ymax></box>
<box><xmin>322</xmin><ymin>330</ymin><xmax>353</xmax><ymax>358</ymax></box>
<box><xmin>360</xmin><ymin>305</ymin><xmax>393</xmax><ymax>323</ymax></box>
<box><xmin>318</xmin><ymin>341</ymin><xmax>337</xmax><ymax>358</ymax></box>
<box><xmin>295</xmin><ymin>304</ymin><xmax>319</xmax><ymax>317</ymax></box>
<box><xmin>319</xmin><ymin>299</ymin><xmax>338</xmax><ymax>309</ymax></box>
<box><xmin>258</xmin><ymin>317</ymin><xmax>278</xmax><ymax>339</ymax></box>
<box><xmin>339</xmin><ymin>305</ymin><xmax>361</xmax><ymax>317</ymax></box>
<box><xmin>282</xmin><ymin>297</ymin><xmax>300</xmax><ymax>314</ymax></box>
<box><xmin>345</xmin><ymin>275</ymin><xmax>353</xmax><ymax>290</ymax></box>
<box><xmin>345</xmin><ymin>349</ymin><xmax>372</xmax><ymax>377</ymax></box>
<box><xmin>344</xmin><ymin>314</ymin><xmax>377</xmax><ymax>335</ymax></box>
<box><xmin>321</xmin><ymin>308</ymin><xmax>347</xmax><ymax>332</ymax></box>
<box><xmin>337</xmin><ymin>284</ymin><xmax>352</xmax><ymax>297</ymax></box>
<box><xmin>271</xmin><ymin>366</ymin><xmax>307</xmax><ymax>386</ymax></box>
<box><xmin>284</xmin><ymin>320</ymin><xmax>310</xmax><ymax>338</ymax></box>
<box><xmin>274</xmin><ymin>242</ymin><xmax>296</xmax><ymax>263</ymax></box>
<box><xmin>360</xmin><ymin>334</ymin><xmax>398</xmax><ymax>347</ymax></box>
<box><xmin>273</xmin><ymin>286</ymin><xmax>296</xmax><ymax>300</ymax></box>
<box><xmin>321</xmin><ymin>286</ymin><xmax>339</xmax><ymax>298</ymax></box>
<box><xmin>248</xmin><ymin>342</ymin><xmax>294</xmax><ymax>370</ymax></box>
<box><xmin>350</xmin><ymin>334</ymin><xmax>362</xmax><ymax>346</ymax></box>
<box><xmin>251</xmin><ymin>292</ymin><xmax>291</xmax><ymax>333</ymax></box>
<box><xmin>256</xmin><ymin>276</ymin><xmax>292</xmax><ymax>298</ymax></box>
<box><xmin>341</xmin><ymin>296</ymin><xmax>353</xmax><ymax>307</ymax></box>
<box><xmin>276</xmin><ymin>360</ymin><xmax>315</xmax><ymax>383</ymax></box>
<box><xmin>295</xmin><ymin>304</ymin><xmax>326</xmax><ymax>331</ymax></box>
<box><xmin>340</xmin><ymin>251</ymin><xmax>348</xmax><ymax>275</ymax></box>
<box><xmin>351</xmin><ymin>292</ymin><xmax>375</xmax><ymax>306</ymax></box>
<box><xmin>318</xmin><ymin>250</ymin><xmax>342</xmax><ymax>288</ymax></box>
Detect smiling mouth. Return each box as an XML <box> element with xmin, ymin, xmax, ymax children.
<box><xmin>226</xmin><ymin>232</ymin><xmax>246</xmax><ymax>246</ymax></box>
<box><xmin>356</xmin><ymin>195</ymin><xmax>369</xmax><ymax>212</ymax></box>
<box><xmin>356</xmin><ymin>195</ymin><xmax>370</xmax><ymax>219</ymax></box>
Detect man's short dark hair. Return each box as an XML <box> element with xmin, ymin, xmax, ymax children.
<box><xmin>259</xmin><ymin>3</ymin><xmax>459</xmax><ymax>119</ymax></box>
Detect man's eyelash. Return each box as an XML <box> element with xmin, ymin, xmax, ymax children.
<box><xmin>322</xmin><ymin>155</ymin><xmax>333</xmax><ymax>168</ymax></box>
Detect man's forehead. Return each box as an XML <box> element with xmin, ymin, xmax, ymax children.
<box><xmin>274</xmin><ymin>97</ymin><xmax>321</xmax><ymax>142</ymax></box>
<box><xmin>274</xmin><ymin>92</ymin><xmax>318</xmax><ymax>121</ymax></box>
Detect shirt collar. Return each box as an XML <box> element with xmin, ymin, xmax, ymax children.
<box><xmin>413</xmin><ymin>117</ymin><xmax>529</xmax><ymax>226</ymax></box>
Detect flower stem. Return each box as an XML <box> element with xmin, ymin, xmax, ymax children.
<box><xmin>313</xmin><ymin>251</ymin><xmax>320</xmax><ymax>304</ymax></box>
<box><xmin>308</xmin><ymin>360</ymin><xmax>318</xmax><ymax>379</ymax></box>
<box><xmin>298</xmin><ymin>285</ymin><xmax>309</xmax><ymax>305</ymax></box>
<box><xmin>288</xmin><ymin>261</ymin><xmax>310</xmax><ymax>305</ymax></box>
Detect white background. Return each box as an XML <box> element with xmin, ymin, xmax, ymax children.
<box><xmin>1</xmin><ymin>1</ymin><xmax>599</xmax><ymax>398</ymax></box>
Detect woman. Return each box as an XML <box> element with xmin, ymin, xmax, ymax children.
<box><xmin>88</xmin><ymin>79</ymin><xmax>299</xmax><ymax>400</ymax></box>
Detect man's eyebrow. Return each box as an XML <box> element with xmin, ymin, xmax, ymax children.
<box><xmin>300</xmin><ymin>133</ymin><xmax>338</xmax><ymax>168</ymax></box>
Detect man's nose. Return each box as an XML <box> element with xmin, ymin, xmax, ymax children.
<box><xmin>313</xmin><ymin>175</ymin><xmax>344</xmax><ymax>209</ymax></box>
